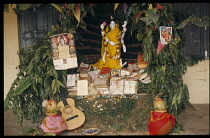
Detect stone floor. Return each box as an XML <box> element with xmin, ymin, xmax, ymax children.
<box><xmin>4</xmin><ymin>104</ymin><xmax>209</xmax><ymax>136</ymax></box>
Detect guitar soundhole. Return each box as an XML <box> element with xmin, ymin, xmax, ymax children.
<box><xmin>63</xmin><ymin>105</ymin><xmax>73</xmax><ymax>114</ymax></box>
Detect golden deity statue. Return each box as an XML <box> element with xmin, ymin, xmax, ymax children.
<box><xmin>92</xmin><ymin>16</ymin><xmax>127</xmax><ymax>70</ymax></box>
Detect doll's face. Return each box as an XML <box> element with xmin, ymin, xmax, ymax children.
<box><xmin>110</xmin><ymin>21</ymin><xmax>116</xmax><ymax>29</ymax></box>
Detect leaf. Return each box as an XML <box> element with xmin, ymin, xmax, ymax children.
<box><xmin>38</xmin><ymin>77</ymin><xmax>43</xmax><ymax>85</ymax></box>
<box><xmin>43</xmin><ymin>87</ymin><xmax>51</xmax><ymax>98</ymax></box>
<box><xmin>125</xmin><ymin>7</ymin><xmax>132</xmax><ymax>20</ymax></box>
<box><xmin>114</xmin><ymin>3</ymin><xmax>119</xmax><ymax>13</ymax></box>
<box><xmin>80</xmin><ymin>3</ymin><xmax>85</xmax><ymax>12</ymax></box>
<box><xmin>90</xmin><ymin>7</ymin><xmax>95</xmax><ymax>17</ymax></box>
<box><xmin>172</xmin><ymin>94</ymin><xmax>177</xmax><ymax>105</ymax></box>
<box><xmin>177</xmin><ymin>88</ymin><xmax>183</xmax><ymax>104</ymax></box>
<box><xmin>17</xmin><ymin>4</ymin><xmax>33</xmax><ymax>10</ymax></box>
<box><xmin>50</xmin><ymin>4</ymin><xmax>63</xmax><ymax>14</ymax></box>
<box><xmin>139</xmin><ymin>16</ymin><xmax>153</xmax><ymax>27</ymax></box>
<box><xmin>13</xmin><ymin>76</ymin><xmax>33</xmax><ymax>95</ymax></box>
<box><xmin>32</xmin><ymin>83</ymin><xmax>39</xmax><ymax>95</ymax></box>
<box><xmin>68</xmin><ymin>3</ymin><xmax>76</xmax><ymax>11</ymax></box>
<box><xmin>173</xmin><ymin>30</ymin><xmax>180</xmax><ymax>44</ymax></box>
<box><xmin>51</xmin><ymin>79</ymin><xmax>58</xmax><ymax>92</ymax></box>
<box><xmin>141</xmin><ymin>8</ymin><xmax>159</xmax><ymax>27</ymax></box>
<box><xmin>193</xmin><ymin>19</ymin><xmax>210</xmax><ymax>27</ymax></box>
<box><xmin>79</xmin><ymin>20</ymin><xmax>87</xmax><ymax>31</ymax></box>
<box><xmin>74</xmin><ymin>4</ymin><xmax>81</xmax><ymax>24</ymax></box>
<box><xmin>58</xmin><ymin>79</ymin><xmax>65</xmax><ymax>88</ymax></box>
<box><xmin>176</xmin><ymin>14</ymin><xmax>197</xmax><ymax>29</ymax></box>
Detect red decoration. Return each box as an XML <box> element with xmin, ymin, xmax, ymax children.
<box><xmin>67</xmin><ymin>11</ymin><xmax>71</xmax><ymax>17</ymax></box>
<box><xmin>64</xmin><ymin>4</ymin><xmax>68</xmax><ymax>9</ymax></box>
<box><xmin>148</xmin><ymin>111</ymin><xmax>175</xmax><ymax>135</ymax></box>
<box><xmin>156</xmin><ymin>3</ymin><xmax>163</xmax><ymax>9</ymax></box>
<box><xmin>88</xmin><ymin>3</ymin><xmax>94</xmax><ymax>6</ymax></box>
<box><xmin>157</xmin><ymin>41</ymin><xmax>165</xmax><ymax>54</ymax></box>
<box><xmin>152</xmin><ymin>26</ymin><xmax>157</xmax><ymax>31</ymax></box>
<box><xmin>75</xmin><ymin>3</ymin><xmax>81</xmax><ymax>13</ymax></box>
<box><xmin>135</xmin><ymin>11</ymin><xmax>141</xmax><ymax>19</ymax></box>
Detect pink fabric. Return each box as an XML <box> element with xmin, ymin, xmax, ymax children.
<box><xmin>157</xmin><ymin>41</ymin><xmax>165</xmax><ymax>54</ymax></box>
<box><xmin>40</xmin><ymin>115</ymin><xmax>67</xmax><ymax>134</ymax></box>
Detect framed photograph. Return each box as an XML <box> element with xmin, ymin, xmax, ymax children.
<box><xmin>77</xmin><ymin>62</ymin><xmax>91</xmax><ymax>72</ymax></box>
<box><xmin>159</xmin><ymin>26</ymin><xmax>172</xmax><ymax>45</ymax></box>
<box><xmin>50</xmin><ymin>33</ymin><xmax>78</xmax><ymax>70</ymax></box>
<box><xmin>111</xmin><ymin>69</ymin><xmax>121</xmax><ymax>77</ymax></box>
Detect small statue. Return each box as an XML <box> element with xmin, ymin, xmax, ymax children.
<box><xmin>46</xmin><ymin>99</ymin><xmax>58</xmax><ymax>114</ymax></box>
<box><xmin>92</xmin><ymin>16</ymin><xmax>127</xmax><ymax>70</ymax></box>
<box><xmin>148</xmin><ymin>97</ymin><xmax>175</xmax><ymax>135</ymax></box>
<box><xmin>40</xmin><ymin>100</ymin><xmax>67</xmax><ymax>135</ymax></box>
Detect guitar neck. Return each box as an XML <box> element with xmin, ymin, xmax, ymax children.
<box><xmin>62</xmin><ymin>98</ymin><xmax>69</xmax><ymax>107</ymax></box>
<box><xmin>60</xmin><ymin>92</ymin><xmax>69</xmax><ymax>107</ymax></box>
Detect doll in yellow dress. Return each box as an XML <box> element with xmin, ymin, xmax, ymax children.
<box><xmin>92</xmin><ymin>17</ymin><xmax>127</xmax><ymax>70</ymax></box>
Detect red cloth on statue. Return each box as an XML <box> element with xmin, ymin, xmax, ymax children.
<box><xmin>148</xmin><ymin>111</ymin><xmax>175</xmax><ymax>135</ymax></box>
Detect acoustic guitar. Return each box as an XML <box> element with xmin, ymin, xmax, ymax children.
<box><xmin>57</xmin><ymin>93</ymin><xmax>85</xmax><ymax>130</ymax></box>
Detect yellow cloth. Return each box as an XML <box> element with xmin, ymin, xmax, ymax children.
<box><xmin>92</xmin><ymin>26</ymin><xmax>122</xmax><ymax>70</ymax></box>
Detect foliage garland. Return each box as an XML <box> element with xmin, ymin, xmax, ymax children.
<box><xmin>4</xmin><ymin>3</ymin><xmax>209</xmax><ymax>133</ymax></box>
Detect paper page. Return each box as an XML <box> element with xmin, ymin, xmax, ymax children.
<box><xmin>77</xmin><ymin>80</ymin><xmax>88</xmax><ymax>96</ymax></box>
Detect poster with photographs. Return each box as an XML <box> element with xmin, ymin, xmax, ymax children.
<box><xmin>159</xmin><ymin>26</ymin><xmax>172</xmax><ymax>45</ymax></box>
<box><xmin>50</xmin><ymin>33</ymin><xmax>78</xmax><ymax>70</ymax></box>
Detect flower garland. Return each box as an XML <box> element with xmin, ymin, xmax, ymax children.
<box><xmin>150</xmin><ymin>111</ymin><xmax>168</xmax><ymax>122</ymax></box>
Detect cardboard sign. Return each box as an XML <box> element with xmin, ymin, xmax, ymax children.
<box><xmin>50</xmin><ymin>33</ymin><xmax>78</xmax><ymax>70</ymax></box>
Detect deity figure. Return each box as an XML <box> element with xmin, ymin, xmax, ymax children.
<box><xmin>92</xmin><ymin>16</ymin><xmax>127</xmax><ymax>70</ymax></box>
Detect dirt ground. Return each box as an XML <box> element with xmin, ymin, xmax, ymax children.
<box><xmin>4</xmin><ymin>104</ymin><xmax>209</xmax><ymax>136</ymax></box>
